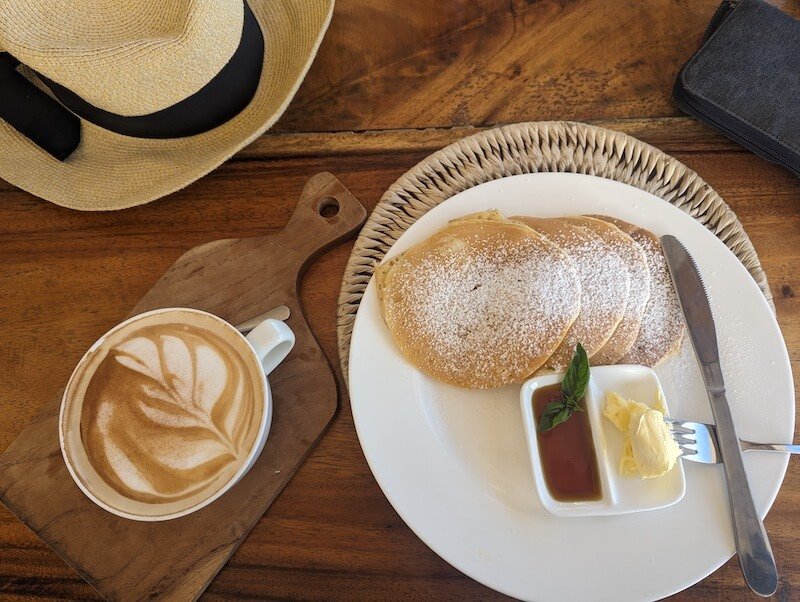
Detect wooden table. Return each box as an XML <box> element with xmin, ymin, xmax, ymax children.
<box><xmin>2</xmin><ymin>1</ymin><xmax>799</xmax><ymax>599</ymax></box>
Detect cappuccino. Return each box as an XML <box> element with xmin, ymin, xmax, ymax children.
<box><xmin>80</xmin><ymin>321</ymin><xmax>262</xmax><ymax>504</ymax></box>
<box><xmin>60</xmin><ymin>308</ymin><xmax>288</xmax><ymax>520</ymax></box>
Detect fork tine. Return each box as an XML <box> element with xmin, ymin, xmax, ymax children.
<box><xmin>668</xmin><ymin>418</ymin><xmax>721</xmax><ymax>463</ymax></box>
<box><xmin>669</xmin><ymin>425</ymin><xmax>695</xmax><ymax>438</ymax></box>
<box><xmin>667</xmin><ymin>421</ymin><xmax>695</xmax><ymax>435</ymax></box>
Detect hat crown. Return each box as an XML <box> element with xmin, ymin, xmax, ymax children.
<box><xmin>0</xmin><ymin>0</ymin><xmax>244</xmax><ymax>116</ymax></box>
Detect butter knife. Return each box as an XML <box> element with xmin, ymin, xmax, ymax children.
<box><xmin>661</xmin><ymin>235</ymin><xmax>778</xmax><ymax>597</ymax></box>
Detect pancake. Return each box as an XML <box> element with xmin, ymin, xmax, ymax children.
<box><xmin>563</xmin><ymin>216</ymin><xmax>651</xmax><ymax>364</ymax></box>
<box><xmin>593</xmin><ymin>216</ymin><xmax>685</xmax><ymax>366</ymax></box>
<box><xmin>376</xmin><ymin>212</ymin><xmax>581</xmax><ymax>389</ymax></box>
<box><xmin>512</xmin><ymin>216</ymin><xmax>631</xmax><ymax>373</ymax></box>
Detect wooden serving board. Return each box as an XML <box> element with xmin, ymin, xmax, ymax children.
<box><xmin>0</xmin><ymin>173</ymin><xmax>367</xmax><ymax>600</ymax></box>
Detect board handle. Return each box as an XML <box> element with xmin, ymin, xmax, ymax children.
<box><xmin>282</xmin><ymin>172</ymin><xmax>367</xmax><ymax>271</ymax></box>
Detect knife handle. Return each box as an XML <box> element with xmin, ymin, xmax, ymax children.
<box><xmin>709</xmin><ymin>389</ymin><xmax>778</xmax><ymax>597</ymax></box>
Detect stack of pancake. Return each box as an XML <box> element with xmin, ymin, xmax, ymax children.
<box><xmin>376</xmin><ymin>210</ymin><xmax>685</xmax><ymax>389</ymax></box>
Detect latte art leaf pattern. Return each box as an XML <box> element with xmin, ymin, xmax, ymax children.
<box><xmin>80</xmin><ymin>323</ymin><xmax>262</xmax><ymax>505</ymax></box>
<box><xmin>115</xmin><ymin>336</ymin><xmax>240</xmax><ymax>453</ymax></box>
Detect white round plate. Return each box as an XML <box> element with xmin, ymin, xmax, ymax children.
<box><xmin>348</xmin><ymin>173</ymin><xmax>794</xmax><ymax>601</ymax></box>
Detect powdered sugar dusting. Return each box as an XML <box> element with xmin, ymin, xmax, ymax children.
<box><xmin>620</xmin><ymin>229</ymin><xmax>685</xmax><ymax>365</ymax></box>
<box><xmin>381</xmin><ymin>224</ymin><xmax>580</xmax><ymax>389</ymax></box>
<box><xmin>518</xmin><ymin>219</ymin><xmax>630</xmax><ymax>372</ymax></box>
<box><xmin>574</xmin><ymin>216</ymin><xmax>651</xmax><ymax>364</ymax></box>
<box><xmin>379</xmin><ymin>213</ymin><xmax>687</xmax><ymax>390</ymax></box>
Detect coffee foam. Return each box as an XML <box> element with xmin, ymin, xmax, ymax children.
<box><xmin>62</xmin><ymin>310</ymin><xmax>265</xmax><ymax>516</ymax></box>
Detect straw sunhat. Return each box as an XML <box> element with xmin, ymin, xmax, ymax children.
<box><xmin>0</xmin><ymin>0</ymin><xmax>334</xmax><ymax>210</ymax></box>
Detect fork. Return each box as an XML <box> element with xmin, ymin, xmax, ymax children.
<box><xmin>667</xmin><ymin>418</ymin><xmax>800</xmax><ymax>464</ymax></box>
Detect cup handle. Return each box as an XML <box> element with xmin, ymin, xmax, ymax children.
<box><xmin>245</xmin><ymin>318</ymin><xmax>295</xmax><ymax>376</ymax></box>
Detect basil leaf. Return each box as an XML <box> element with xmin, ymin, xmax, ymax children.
<box><xmin>537</xmin><ymin>400</ymin><xmax>566</xmax><ymax>433</ymax></box>
<box><xmin>557</xmin><ymin>405</ymin><xmax>572</xmax><ymax>421</ymax></box>
<box><xmin>563</xmin><ymin>393</ymin><xmax>585</xmax><ymax>411</ymax></box>
<box><xmin>561</xmin><ymin>343</ymin><xmax>589</xmax><ymax>401</ymax></box>
<box><xmin>548</xmin><ymin>405</ymin><xmax>573</xmax><ymax>431</ymax></box>
<box><xmin>537</xmin><ymin>343</ymin><xmax>590</xmax><ymax>433</ymax></box>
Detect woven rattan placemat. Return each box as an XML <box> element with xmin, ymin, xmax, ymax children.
<box><xmin>336</xmin><ymin>121</ymin><xmax>771</xmax><ymax>380</ymax></box>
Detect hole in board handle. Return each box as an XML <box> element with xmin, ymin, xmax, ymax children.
<box><xmin>317</xmin><ymin>196</ymin><xmax>340</xmax><ymax>218</ymax></box>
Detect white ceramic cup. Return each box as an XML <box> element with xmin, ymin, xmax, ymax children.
<box><xmin>59</xmin><ymin>307</ymin><xmax>295</xmax><ymax>521</ymax></box>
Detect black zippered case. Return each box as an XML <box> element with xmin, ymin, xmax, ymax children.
<box><xmin>673</xmin><ymin>0</ymin><xmax>800</xmax><ymax>177</ymax></box>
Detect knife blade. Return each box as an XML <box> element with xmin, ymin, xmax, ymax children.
<box><xmin>661</xmin><ymin>235</ymin><xmax>777</xmax><ymax>597</ymax></box>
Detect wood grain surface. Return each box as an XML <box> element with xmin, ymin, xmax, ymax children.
<box><xmin>0</xmin><ymin>174</ymin><xmax>367</xmax><ymax>600</ymax></box>
<box><xmin>1</xmin><ymin>0</ymin><xmax>800</xmax><ymax>600</ymax></box>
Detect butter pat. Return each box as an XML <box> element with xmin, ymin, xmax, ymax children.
<box><xmin>629</xmin><ymin>409</ymin><xmax>682</xmax><ymax>478</ymax></box>
<box><xmin>603</xmin><ymin>391</ymin><xmax>681</xmax><ymax>479</ymax></box>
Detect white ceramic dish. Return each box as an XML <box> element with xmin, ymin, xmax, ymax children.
<box><xmin>520</xmin><ymin>365</ymin><xmax>686</xmax><ymax>517</ymax></box>
<box><xmin>348</xmin><ymin>173</ymin><xmax>794</xmax><ymax>601</ymax></box>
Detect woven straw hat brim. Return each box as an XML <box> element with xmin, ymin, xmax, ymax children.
<box><xmin>0</xmin><ymin>0</ymin><xmax>334</xmax><ymax>211</ymax></box>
